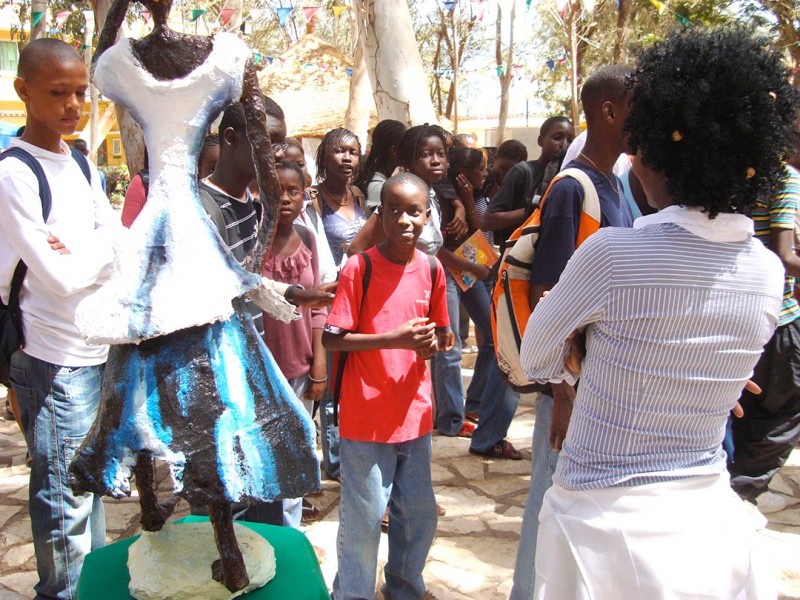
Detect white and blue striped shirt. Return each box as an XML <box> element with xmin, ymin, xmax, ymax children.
<box><xmin>521</xmin><ymin>210</ymin><xmax>784</xmax><ymax>490</ymax></box>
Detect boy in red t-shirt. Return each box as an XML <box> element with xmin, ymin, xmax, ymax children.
<box><xmin>324</xmin><ymin>172</ymin><xmax>453</xmax><ymax>600</ymax></box>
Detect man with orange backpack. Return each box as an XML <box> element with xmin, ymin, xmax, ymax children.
<box><xmin>509</xmin><ymin>65</ymin><xmax>635</xmax><ymax>600</ymax></box>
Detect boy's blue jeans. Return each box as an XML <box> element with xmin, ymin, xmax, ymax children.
<box><xmin>334</xmin><ymin>433</ymin><xmax>437</xmax><ymax>600</ymax></box>
<box><xmin>9</xmin><ymin>350</ymin><xmax>106</xmax><ymax>600</ymax></box>
<box><xmin>510</xmin><ymin>393</ymin><xmax>559</xmax><ymax>600</ymax></box>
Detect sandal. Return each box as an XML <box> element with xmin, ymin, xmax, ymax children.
<box><xmin>469</xmin><ymin>439</ymin><xmax>523</xmax><ymax>460</ymax></box>
<box><xmin>456</xmin><ymin>421</ymin><xmax>475</xmax><ymax>438</ymax></box>
<box><xmin>301</xmin><ymin>499</ymin><xmax>323</xmax><ymax>523</ymax></box>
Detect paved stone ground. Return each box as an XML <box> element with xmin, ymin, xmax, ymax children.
<box><xmin>2</xmin><ymin>385</ymin><xmax>800</xmax><ymax>599</ymax></box>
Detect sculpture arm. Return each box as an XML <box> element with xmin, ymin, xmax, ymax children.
<box><xmin>94</xmin><ymin>0</ymin><xmax>130</xmax><ymax>68</ymax></box>
<box><xmin>240</xmin><ymin>59</ymin><xmax>281</xmax><ymax>274</ymax></box>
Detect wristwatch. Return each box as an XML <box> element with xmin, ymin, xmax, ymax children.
<box><xmin>285</xmin><ymin>284</ymin><xmax>305</xmax><ymax>306</ymax></box>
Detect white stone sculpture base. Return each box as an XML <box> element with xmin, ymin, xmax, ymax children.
<box><xmin>128</xmin><ymin>522</ymin><xmax>276</xmax><ymax>600</ymax></box>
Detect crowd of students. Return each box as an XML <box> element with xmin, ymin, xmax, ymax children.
<box><xmin>2</xmin><ymin>22</ymin><xmax>800</xmax><ymax>600</ymax></box>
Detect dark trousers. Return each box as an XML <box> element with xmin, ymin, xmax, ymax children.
<box><xmin>729</xmin><ymin>317</ymin><xmax>800</xmax><ymax>501</ymax></box>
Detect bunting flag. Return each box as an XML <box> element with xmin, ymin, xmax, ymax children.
<box><xmin>277</xmin><ymin>7</ymin><xmax>293</xmax><ymax>26</ymax></box>
<box><xmin>253</xmin><ymin>53</ymin><xmax>262</xmax><ymax>64</ymax></box>
<box><xmin>546</xmin><ymin>60</ymin><xmax>556</xmax><ymax>72</ymax></box>
<box><xmin>141</xmin><ymin>9</ymin><xmax>151</xmax><ymax>24</ymax></box>
<box><xmin>190</xmin><ymin>8</ymin><xmax>207</xmax><ymax>21</ymax></box>
<box><xmin>31</xmin><ymin>11</ymin><xmax>44</xmax><ymax>27</ymax></box>
<box><xmin>526</xmin><ymin>0</ymin><xmax>534</xmax><ymax>7</ymax></box>
<box><xmin>267</xmin><ymin>55</ymin><xmax>274</xmax><ymax>64</ymax></box>
<box><xmin>675</xmin><ymin>12</ymin><xmax>691</xmax><ymax>25</ymax></box>
<box><xmin>55</xmin><ymin>11</ymin><xmax>70</xmax><ymax>28</ymax></box>
<box><xmin>556</xmin><ymin>0</ymin><xmax>569</xmax><ymax>17</ymax></box>
<box><xmin>472</xmin><ymin>0</ymin><xmax>486</xmax><ymax>21</ymax></box>
<box><xmin>345</xmin><ymin>67</ymin><xmax>353</xmax><ymax>77</ymax></box>
<box><xmin>332</xmin><ymin>5</ymin><xmax>348</xmax><ymax>17</ymax></box>
<box><xmin>49</xmin><ymin>27</ymin><xmax>58</xmax><ymax>34</ymax></box>
<box><xmin>444</xmin><ymin>1</ymin><xmax>455</xmax><ymax>11</ymax></box>
<box><xmin>303</xmin><ymin>6</ymin><xmax>319</xmax><ymax>21</ymax></box>
<box><xmin>649</xmin><ymin>0</ymin><xmax>666</xmax><ymax>14</ymax></box>
<box><xmin>496</xmin><ymin>65</ymin><xmax>505</xmax><ymax>77</ymax></box>
<box><xmin>219</xmin><ymin>8</ymin><xmax>238</xmax><ymax>26</ymax></box>
<box><xmin>513</xmin><ymin>65</ymin><xmax>523</xmax><ymax>77</ymax></box>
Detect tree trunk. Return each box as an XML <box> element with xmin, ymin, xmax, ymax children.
<box><xmin>91</xmin><ymin>0</ymin><xmax>146</xmax><ymax>173</ymax></box>
<box><xmin>354</xmin><ymin>0</ymin><xmax>437</xmax><ymax>126</ymax></box>
<box><xmin>612</xmin><ymin>0</ymin><xmax>633</xmax><ymax>64</ymax></box>
<box><xmin>345</xmin><ymin>21</ymin><xmax>375</xmax><ymax>146</ymax></box>
<box><xmin>30</xmin><ymin>0</ymin><xmax>47</xmax><ymax>40</ymax></box>
<box><xmin>495</xmin><ymin>0</ymin><xmax>515</xmax><ymax>145</ymax></box>
<box><xmin>566</xmin><ymin>0</ymin><xmax>581</xmax><ymax>131</ymax></box>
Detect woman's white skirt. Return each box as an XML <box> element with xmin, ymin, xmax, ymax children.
<box><xmin>533</xmin><ymin>472</ymin><xmax>774</xmax><ymax>600</ymax></box>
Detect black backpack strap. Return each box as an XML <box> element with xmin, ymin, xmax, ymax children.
<box><xmin>333</xmin><ymin>252</ymin><xmax>372</xmax><ymax>426</ymax></box>
<box><xmin>1</xmin><ymin>147</ymin><xmax>52</xmax><ymax>222</ymax></box>
<box><xmin>427</xmin><ymin>255</ymin><xmax>438</xmax><ymax>314</ymax></box>
<box><xmin>70</xmin><ymin>147</ymin><xmax>92</xmax><ymax>183</ymax></box>
<box><xmin>0</xmin><ymin>147</ymin><xmax>53</xmax><ymax>348</ymax></box>
<box><xmin>138</xmin><ymin>169</ymin><xmax>150</xmax><ymax>196</ymax></box>
<box><xmin>294</xmin><ymin>223</ymin><xmax>312</xmax><ymax>250</ymax></box>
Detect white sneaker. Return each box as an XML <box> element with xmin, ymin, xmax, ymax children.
<box><xmin>756</xmin><ymin>491</ymin><xmax>789</xmax><ymax>514</ymax></box>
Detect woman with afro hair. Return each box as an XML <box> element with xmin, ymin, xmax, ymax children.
<box><xmin>516</xmin><ymin>27</ymin><xmax>799</xmax><ymax>598</ymax></box>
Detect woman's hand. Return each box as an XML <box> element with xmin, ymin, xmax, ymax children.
<box><xmin>446</xmin><ymin>201</ymin><xmax>468</xmax><ymax>238</ymax></box>
<box><xmin>456</xmin><ymin>174</ymin><xmax>475</xmax><ymax>203</ymax></box>
<box><xmin>468</xmin><ymin>263</ymin><xmax>490</xmax><ymax>281</ymax></box>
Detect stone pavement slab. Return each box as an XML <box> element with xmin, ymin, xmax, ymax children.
<box><xmin>2</xmin><ymin>398</ymin><xmax>800</xmax><ymax>599</ymax></box>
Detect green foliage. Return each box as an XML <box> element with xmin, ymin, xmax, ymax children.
<box><xmin>101</xmin><ymin>164</ymin><xmax>130</xmax><ymax>208</ymax></box>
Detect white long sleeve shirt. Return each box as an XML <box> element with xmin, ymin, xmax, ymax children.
<box><xmin>0</xmin><ymin>138</ymin><xmax>123</xmax><ymax>366</ymax></box>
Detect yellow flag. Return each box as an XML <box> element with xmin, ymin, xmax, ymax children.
<box><xmin>332</xmin><ymin>6</ymin><xmax>348</xmax><ymax>17</ymax></box>
<box><xmin>650</xmin><ymin>0</ymin><xmax>666</xmax><ymax>14</ymax></box>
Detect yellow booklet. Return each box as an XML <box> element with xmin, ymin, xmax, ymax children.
<box><xmin>446</xmin><ymin>230</ymin><xmax>499</xmax><ymax>291</ymax></box>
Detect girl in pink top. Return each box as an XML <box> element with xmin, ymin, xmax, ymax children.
<box><xmin>262</xmin><ymin>161</ymin><xmax>327</xmax><ymax>410</ymax></box>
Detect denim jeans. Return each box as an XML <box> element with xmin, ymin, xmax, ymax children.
<box><xmin>433</xmin><ymin>271</ymin><xmax>519</xmax><ymax>439</ymax></box>
<box><xmin>333</xmin><ymin>434</ymin><xmax>437</xmax><ymax>600</ymax></box>
<box><xmin>9</xmin><ymin>350</ymin><xmax>106</xmax><ymax>600</ymax></box>
<box><xmin>510</xmin><ymin>394</ymin><xmax>559</xmax><ymax>600</ymax></box>
<box><xmin>319</xmin><ymin>351</ymin><xmax>341</xmax><ymax>480</ymax></box>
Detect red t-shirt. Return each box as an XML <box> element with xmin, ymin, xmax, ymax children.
<box><xmin>326</xmin><ymin>247</ymin><xmax>449</xmax><ymax>443</ymax></box>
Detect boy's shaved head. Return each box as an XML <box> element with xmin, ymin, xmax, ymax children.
<box><xmin>380</xmin><ymin>172</ymin><xmax>430</xmax><ymax>206</ymax></box>
<box><xmin>18</xmin><ymin>38</ymin><xmax>83</xmax><ymax>81</ymax></box>
<box><xmin>580</xmin><ymin>65</ymin><xmax>633</xmax><ymax>124</ymax></box>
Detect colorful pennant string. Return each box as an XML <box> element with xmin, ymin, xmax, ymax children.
<box><xmin>332</xmin><ymin>6</ymin><xmax>348</xmax><ymax>17</ymax></box>
<box><xmin>31</xmin><ymin>11</ymin><xmax>43</xmax><ymax>27</ymax></box>
<box><xmin>55</xmin><ymin>11</ymin><xmax>70</xmax><ymax>28</ymax></box>
<box><xmin>219</xmin><ymin>8</ymin><xmax>238</xmax><ymax>26</ymax></box>
<box><xmin>190</xmin><ymin>9</ymin><xmax>207</xmax><ymax>21</ymax></box>
<box><xmin>303</xmin><ymin>6</ymin><xmax>319</xmax><ymax>21</ymax></box>
<box><xmin>277</xmin><ymin>7</ymin><xmax>293</xmax><ymax>26</ymax></box>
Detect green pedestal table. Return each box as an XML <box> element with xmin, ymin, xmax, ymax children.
<box><xmin>75</xmin><ymin>516</ymin><xmax>330</xmax><ymax>599</ymax></box>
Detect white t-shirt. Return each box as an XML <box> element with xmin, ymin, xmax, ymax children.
<box><xmin>0</xmin><ymin>139</ymin><xmax>123</xmax><ymax>366</ymax></box>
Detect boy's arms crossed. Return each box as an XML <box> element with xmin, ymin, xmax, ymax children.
<box><xmin>0</xmin><ymin>166</ymin><xmax>120</xmax><ymax>297</ymax></box>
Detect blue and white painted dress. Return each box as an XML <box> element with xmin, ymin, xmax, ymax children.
<box><xmin>69</xmin><ymin>34</ymin><xmax>319</xmax><ymax>505</ymax></box>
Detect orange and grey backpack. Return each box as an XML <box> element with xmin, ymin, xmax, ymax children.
<box><xmin>491</xmin><ymin>167</ymin><xmax>601</xmax><ymax>392</ymax></box>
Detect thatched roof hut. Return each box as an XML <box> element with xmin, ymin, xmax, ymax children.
<box><xmin>259</xmin><ymin>35</ymin><xmax>376</xmax><ymax>139</ymax></box>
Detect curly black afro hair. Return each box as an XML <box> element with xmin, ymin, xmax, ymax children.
<box><xmin>626</xmin><ymin>27</ymin><xmax>799</xmax><ymax>217</ymax></box>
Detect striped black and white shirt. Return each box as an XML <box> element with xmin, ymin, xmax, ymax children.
<box><xmin>198</xmin><ymin>179</ymin><xmax>263</xmax><ymax>335</ymax></box>
<box><xmin>521</xmin><ymin>207</ymin><xmax>784</xmax><ymax>490</ymax></box>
